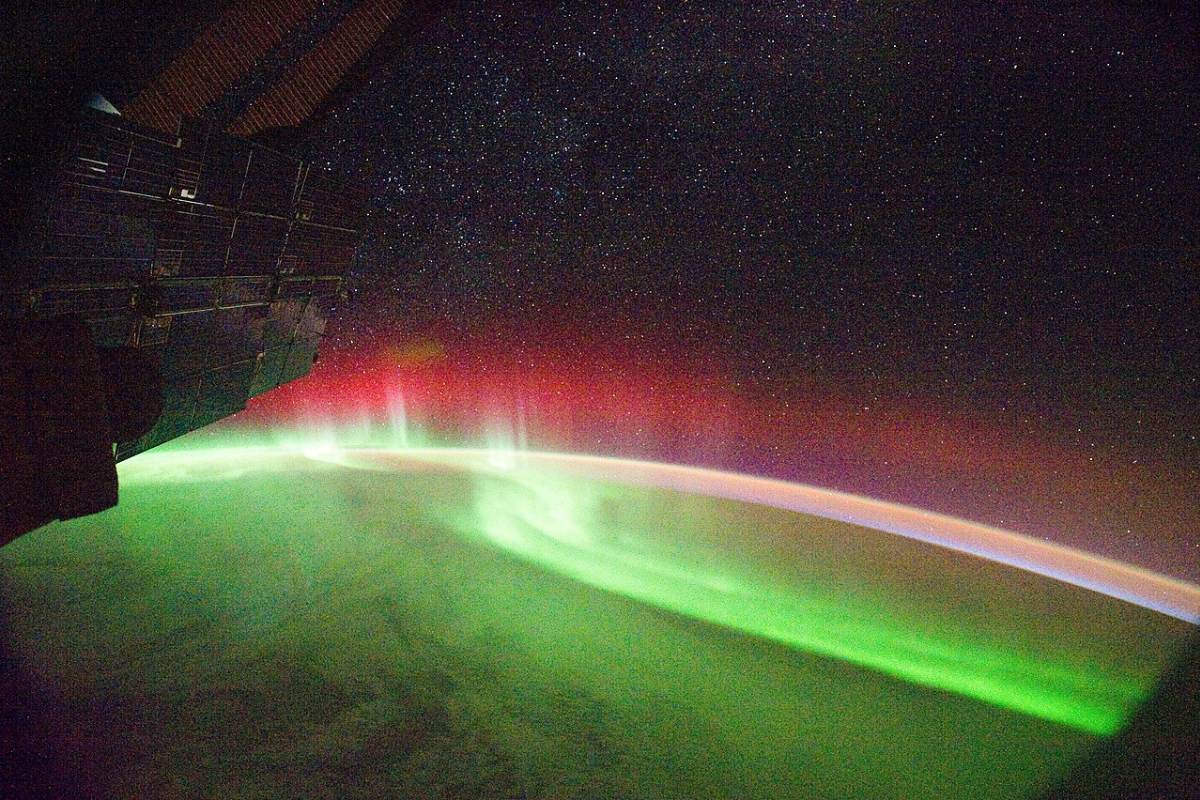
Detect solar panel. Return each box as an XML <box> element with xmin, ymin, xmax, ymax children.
<box><xmin>3</xmin><ymin>107</ymin><xmax>365</xmax><ymax>462</ymax></box>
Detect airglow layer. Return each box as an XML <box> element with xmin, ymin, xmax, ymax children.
<box><xmin>189</xmin><ymin>444</ymin><xmax>1196</xmax><ymax>625</ymax></box>
<box><xmin>477</xmin><ymin>451</ymin><xmax>1200</xmax><ymax>625</ymax></box>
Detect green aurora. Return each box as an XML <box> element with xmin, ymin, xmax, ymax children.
<box><xmin>2</xmin><ymin>441</ymin><xmax>1195</xmax><ymax>797</ymax></box>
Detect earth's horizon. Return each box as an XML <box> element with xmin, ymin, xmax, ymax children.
<box><xmin>2</xmin><ymin>443</ymin><xmax>1196</xmax><ymax>798</ymax></box>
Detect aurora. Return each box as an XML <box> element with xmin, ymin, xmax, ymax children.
<box><xmin>115</xmin><ymin>441</ymin><xmax>1198</xmax><ymax>736</ymax></box>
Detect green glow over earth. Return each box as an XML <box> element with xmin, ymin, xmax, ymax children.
<box><xmin>2</xmin><ymin>442</ymin><xmax>1194</xmax><ymax>798</ymax></box>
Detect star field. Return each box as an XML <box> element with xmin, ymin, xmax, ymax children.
<box><xmin>317</xmin><ymin>3</ymin><xmax>1195</xmax><ymax>414</ymax></box>
<box><xmin>267</xmin><ymin>2</ymin><xmax>1200</xmax><ymax>576</ymax></box>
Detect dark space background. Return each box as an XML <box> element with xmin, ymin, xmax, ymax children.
<box><xmin>314</xmin><ymin>0</ymin><xmax>1199</xmax><ymax>420</ymax></box>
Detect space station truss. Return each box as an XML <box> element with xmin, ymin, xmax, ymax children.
<box><xmin>3</xmin><ymin>108</ymin><xmax>366</xmax><ymax>461</ymax></box>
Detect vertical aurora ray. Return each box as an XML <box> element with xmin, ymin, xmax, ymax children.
<box><xmin>385</xmin><ymin>388</ymin><xmax>411</xmax><ymax>448</ymax></box>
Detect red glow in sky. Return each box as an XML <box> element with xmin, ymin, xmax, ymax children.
<box><xmin>222</xmin><ymin>330</ymin><xmax>1200</xmax><ymax>584</ymax></box>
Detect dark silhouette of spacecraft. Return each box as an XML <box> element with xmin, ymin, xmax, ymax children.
<box><xmin>0</xmin><ymin>0</ymin><xmax>435</xmax><ymax>545</ymax></box>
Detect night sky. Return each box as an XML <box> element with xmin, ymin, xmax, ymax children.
<box><xmin>7</xmin><ymin>3</ymin><xmax>1198</xmax><ymax>577</ymax></box>
<box><xmin>314</xmin><ymin>0</ymin><xmax>1198</xmax><ymax>414</ymax></box>
<box><xmin>236</xmin><ymin>2</ymin><xmax>1200</xmax><ymax>580</ymax></box>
